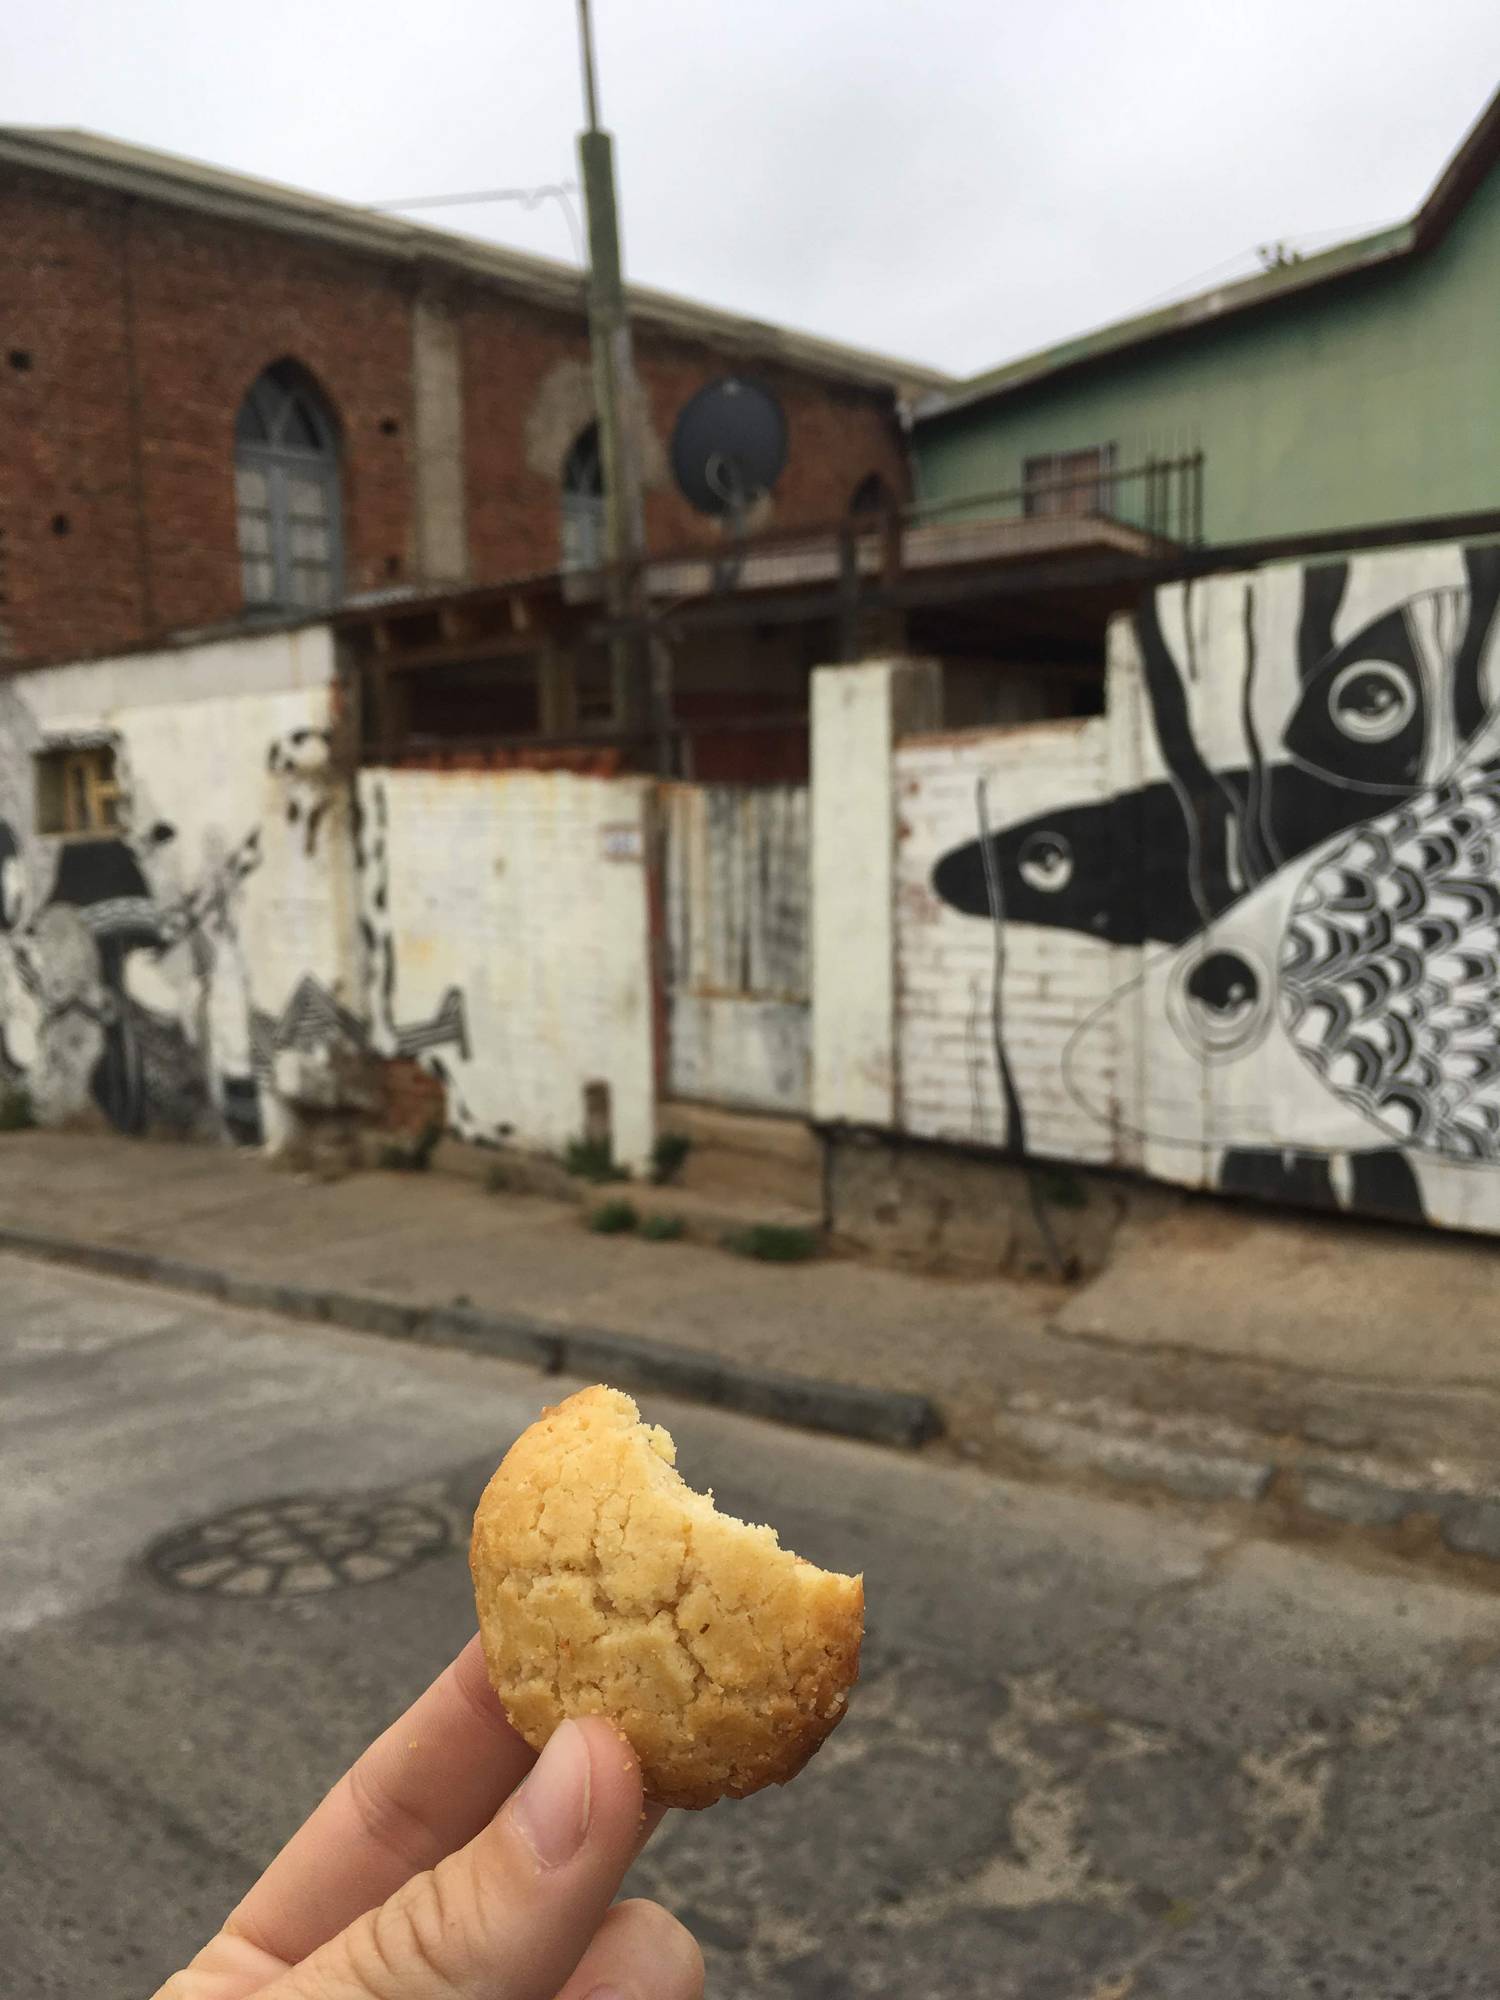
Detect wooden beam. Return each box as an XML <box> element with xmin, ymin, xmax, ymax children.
<box><xmin>381</xmin><ymin>634</ymin><xmax>542</xmax><ymax>675</ymax></box>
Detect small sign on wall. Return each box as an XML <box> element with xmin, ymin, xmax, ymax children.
<box><xmin>600</xmin><ymin>823</ymin><xmax>644</xmax><ymax>862</ymax></box>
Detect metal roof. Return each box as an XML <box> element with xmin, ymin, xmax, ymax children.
<box><xmin>919</xmin><ymin>81</ymin><xmax>1500</xmax><ymax>424</ymax></box>
<box><xmin>0</xmin><ymin>126</ymin><xmax>951</xmax><ymax>399</ymax></box>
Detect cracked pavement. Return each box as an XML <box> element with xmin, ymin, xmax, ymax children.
<box><xmin>5</xmin><ymin>1254</ymin><xmax>1500</xmax><ymax>1997</ymax></box>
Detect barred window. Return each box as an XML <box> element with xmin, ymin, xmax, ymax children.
<box><xmin>1022</xmin><ymin>446</ymin><xmax>1117</xmax><ymax>520</ymax></box>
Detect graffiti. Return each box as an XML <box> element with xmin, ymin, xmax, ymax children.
<box><xmin>0</xmin><ymin>698</ymin><xmax>362</xmax><ymax>1146</ymax></box>
<box><xmin>354</xmin><ymin>776</ymin><xmax>488</xmax><ymax>1141</ymax></box>
<box><xmin>0</xmin><ymin>823</ymin><xmax>227</xmax><ymax>1137</ymax></box>
<box><xmin>268</xmin><ymin>727</ymin><xmax>336</xmax><ymax>858</ymax></box>
<box><xmin>930</xmin><ymin>543</ymin><xmax>1500</xmax><ymax>1229</ymax></box>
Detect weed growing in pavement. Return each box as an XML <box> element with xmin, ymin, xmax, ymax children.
<box><xmin>723</xmin><ymin>1222</ymin><xmax>819</xmax><ymax>1263</ymax></box>
<box><xmin>376</xmin><ymin>1121</ymin><xmax>443</xmax><ymax>1171</ymax></box>
<box><xmin>565</xmin><ymin>1136</ymin><xmax>629</xmax><ymax>1183</ymax></box>
<box><xmin>0</xmin><ymin>1085</ymin><xmax>35</xmax><ymax>1132</ymax></box>
<box><xmin>587</xmin><ymin>1198</ymin><xmax>639</xmax><ymax>1234</ymax></box>
<box><xmin>650</xmin><ymin>1132</ymin><xmax>692</xmax><ymax>1185</ymax></box>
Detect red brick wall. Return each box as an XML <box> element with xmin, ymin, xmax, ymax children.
<box><xmin>461</xmin><ymin>297</ymin><xmax>908</xmax><ymax>580</ymax></box>
<box><xmin>377</xmin><ymin>1055</ymin><xmax>448</xmax><ymax>1139</ymax></box>
<box><xmin>1</xmin><ymin>165</ymin><xmax>907</xmax><ymax>668</ymax></box>
<box><xmin>634</xmin><ymin>330</ymin><xmax>908</xmax><ymax>553</ymax></box>
<box><xmin>124</xmin><ymin>202</ymin><xmax>415</xmax><ymax>633</ymax></box>
<box><xmin>0</xmin><ymin>177</ymin><xmax>145</xmax><ymax>661</ymax></box>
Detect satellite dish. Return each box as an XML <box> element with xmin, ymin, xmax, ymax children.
<box><xmin>671</xmin><ymin>377</ymin><xmax>788</xmax><ymax>525</ymax></box>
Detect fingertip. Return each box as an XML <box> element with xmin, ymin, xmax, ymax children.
<box><xmin>571</xmin><ymin>1713</ymin><xmax>647</xmax><ymax>1828</ymax></box>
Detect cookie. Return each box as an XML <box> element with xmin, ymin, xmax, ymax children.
<box><xmin>469</xmin><ymin>1384</ymin><xmax>864</xmax><ymax>1808</ymax></box>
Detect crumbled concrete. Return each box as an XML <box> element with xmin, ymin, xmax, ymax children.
<box><xmin>1004</xmin><ymin>1414</ymin><xmax>1273</xmax><ymax>1504</ymax></box>
<box><xmin>1298</xmin><ymin>1468</ymin><xmax>1413</xmax><ymax>1529</ymax></box>
<box><xmin>825</xmin><ymin>1128</ymin><xmax>1143</xmax><ymax>1278</ymax></box>
<box><xmin>1441</xmin><ymin>1498</ymin><xmax>1500</xmax><ymax>1562</ymax></box>
<box><xmin>1298</xmin><ymin>1409</ymin><xmax>1377</xmax><ymax>1451</ymax></box>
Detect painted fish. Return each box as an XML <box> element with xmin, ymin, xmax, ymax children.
<box><xmin>1062</xmin><ymin>751</ymin><xmax>1500</xmax><ymax>1171</ymax></box>
<box><xmin>933</xmin><ymin>555</ymin><xmax>1500</xmax><ymax>948</ymax></box>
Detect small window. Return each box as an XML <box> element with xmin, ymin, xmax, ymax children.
<box><xmin>234</xmin><ymin>361</ymin><xmax>343</xmax><ymax>611</ymax></box>
<box><xmin>1022</xmin><ymin>446</ymin><xmax>1116</xmax><ymax>520</ymax></box>
<box><xmin>561</xmin><ymin>423</ymin><xmax>606</xmax><ymax>572</ymax></box>
<box><xmin>36</xmin><ymin>745</ymin><xmax>120</xmax><ymax>835</ymax></box>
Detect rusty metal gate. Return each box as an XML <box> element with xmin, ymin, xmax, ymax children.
<box><xmin>659</xmin><ymin>784</ymin><xmax>810</xmax><ymax>1114</ymax></box>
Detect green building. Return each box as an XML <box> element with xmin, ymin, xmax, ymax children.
<box><xmin>913</xmin><ymin>86</ymin><xmax>1500</xmax><ymax>551</ymax></box>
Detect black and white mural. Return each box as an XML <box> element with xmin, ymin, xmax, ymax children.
<box><xmin>923</xmin><ymin>541</ymin><xmax>1500</xmax><ymax>1230</ymax></box>
<box><xmin>0</xmin><ymin>676</ymin><xmax>367</xmax><ymax>1147</ymax></box>
<box><xmin>354</xmin><ymin>765</ymin><xmax>658</xmax><ymax>1168</ymax></box>
<box><xmin>354</xmin><ymin>774</ymin><xmax>495</xmax><ymax>1146</ymax></box>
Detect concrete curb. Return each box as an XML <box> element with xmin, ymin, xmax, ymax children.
<box><xmin>996</xmin><ymin>1406</ymin><xmax>1500</xmax><ymax>1565</ymax></box>
<box><xmin>0</xmin><ymin>1225</ymin><xmax>943</xmax><ymax>1452</ymax></box>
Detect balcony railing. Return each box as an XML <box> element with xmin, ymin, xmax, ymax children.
<box><xmin>909</xmin><ymin>450</ymin><xmax>1205</xmax><ymax>547</ymax></box>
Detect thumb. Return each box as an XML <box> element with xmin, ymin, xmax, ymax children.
<box><xmin>261</xmin><ymin>1717</ymin><xmax>647</xmax><ymax>2000</ymax></box>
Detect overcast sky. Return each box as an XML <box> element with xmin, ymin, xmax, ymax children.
<box><xmin>6</xmin><ymin>1</ymin><xmax>1499</xmax><ymax>377</ymax></box>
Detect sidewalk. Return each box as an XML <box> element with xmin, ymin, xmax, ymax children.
<box><xmin>6</xmin><ymin>1130</ymin><xmax>1500</xmax><ymax>1557</ymax></box>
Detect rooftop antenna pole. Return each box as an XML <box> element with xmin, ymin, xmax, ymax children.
<box><xmin>576</xmin><ymin>0</ymin><xmax>649</xmax><ymax>743</ymax></box>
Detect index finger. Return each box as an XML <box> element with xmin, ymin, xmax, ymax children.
<box><xmin>227</xmin><ymin>1634</ymin><xmax>533</xmax><ymax>1968</ymax></box>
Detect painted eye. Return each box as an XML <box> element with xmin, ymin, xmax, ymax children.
<box><xmin>1329</xmin><ymin>660</ymin><xmax>1416</xmax><ymax>743</ymax></box>
<box><xmin>1018</xmin><ymin>831</ymin><xmax>1073</xmax><ymax>893</ymax></box>
<box><xmin>1169</xmin><ymin>947</ymin><xmax>1270</xmax><ymax>1060</ymax></box>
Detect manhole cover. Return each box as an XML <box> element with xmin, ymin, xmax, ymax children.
<box><xmin>145</xmin><ymin>1493</ymin><xmax>455</xmax><ymax>1598</ymax></box>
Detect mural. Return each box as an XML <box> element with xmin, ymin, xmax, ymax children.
<box><xmin>929</xmin><ymin>542</ymin><xmax>1500</xmax><ymax>1229</ymax></box>
<box><xmin>354</xmin><ymin>776</ymin><xmax>484</xmax><ymax>1141</ymax></box>
<box><xmin>354</xmin><ymin>765</ymin><xmax>658</xmax><ymax>1169</ymax></box>
<box><xmin>0</xmin><ymin>679</ymin><xmax>361</xmax><ymax>1147</ymax></box>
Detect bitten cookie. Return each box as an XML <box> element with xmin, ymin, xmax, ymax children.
<box><xmin>469</xmin><ymin>1384</ymin><xmax>864</xmax><ymax>1808</ymax></box>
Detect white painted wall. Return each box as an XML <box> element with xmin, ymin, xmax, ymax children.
<box><xmin>0</xmin><ymin>623</ymin><xmax>352</xmax><ymax>1142</ymax></box>
<box><xmin>894</xmin><ymin>720</ymin><xmax>1118</xmax><ymax>1161</ymax></box>
<box><xmin>1098</xmin><ymin>542</ymin><xmax>1500</xmax><ymax>1233</ymax></box>
<box><xmin>870</xmin><ymin>538</ymin><xmax>1500</xmax><ymax>1237</ymax></box>
<box><xmin>810</xmin><ymin>659</ymin><xmax>941</xmax><ymax>1125</ymax></box>
<box><xmin>358</xmin><ymin>766</ymin><xmax>657</xmax><ymax>1170</ymax></box>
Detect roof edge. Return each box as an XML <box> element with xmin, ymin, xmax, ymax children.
<box><xmin>0</xmin><ymin>126</ymin><xmax>951</xmax><ymax>396</ymax></box>
<box><xmin>920</xmin><ymin>82</ymin><xmax>1500</xmax><ymax>424</ymax></box>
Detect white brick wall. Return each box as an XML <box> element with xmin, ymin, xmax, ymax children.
<box><xmin>360</xmin><ymin>767</ymin><xmax>656</xmax><ymax>1170</ymax></box>
<box><xmin>894</xmin><ymin>720</ymin><xmax>1124</xmax><ymax>1164</ymax></box>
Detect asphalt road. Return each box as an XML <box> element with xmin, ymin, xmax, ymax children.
<box><xmin>5</xmin><ymin>1255</ymin><xmax>1500</xmax><ymax>1998</ymax></box>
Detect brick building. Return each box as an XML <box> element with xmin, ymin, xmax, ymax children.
<box><xmin>0</xmin><ymin>128</ymin><xmax>941</xmax><ymax>669</ymax></box>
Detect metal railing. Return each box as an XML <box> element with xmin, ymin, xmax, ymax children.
<box><xmin>908</xmin><ymin>450</ymin><xmax>1205</xmax><ymax>546</ymax></box>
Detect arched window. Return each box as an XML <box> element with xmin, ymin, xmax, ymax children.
<box><xmin>561</xmin><ymin>423</ymin><xmax>605</xmax><ymax>572</ymax></box>
<box><xmin>235</xmin><ymin>362</ymin><xmax>342</xmax><ymax>610</ymax></box>
<box><xmin>849</xmin><ymin>471</ymin><xmax>894</xmax><ymax>518</ymax></box>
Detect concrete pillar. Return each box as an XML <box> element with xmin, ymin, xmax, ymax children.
<box><xmin>410</xmin><ymin>281</ymin><xmax>469</xmax><ymax>586</ymax></box>
<box><xmin>810</xmin><ymin>658</ymin><xmax>942</xmax><ymax>1127</ymax></box>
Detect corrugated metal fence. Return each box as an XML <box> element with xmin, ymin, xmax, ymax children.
<box><xmin>660</xmin><ymin>783</ymin><xmax>810</xmax><ymax>1113</ymax></box>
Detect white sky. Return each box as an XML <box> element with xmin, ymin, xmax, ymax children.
<box><xmin>6</xmin><ymin>1</ymin><xmax>1499</xmax><ymax>377</ymax></box>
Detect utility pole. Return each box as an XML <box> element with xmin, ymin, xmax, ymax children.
<box><xmin>576</xmin><ymin>0</ymin><xmax>649</xmax><ymax>739</ymax></box>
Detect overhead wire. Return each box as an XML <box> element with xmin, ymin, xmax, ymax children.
<box><xmin>370</xmin><ymin>183</ymin><xmax>585</xmax><ymax>265</ymax></box>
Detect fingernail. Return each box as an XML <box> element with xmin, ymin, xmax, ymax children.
<box><xmin>513</xmin><ymin>1720</ymin><xmax>592</xmax><ymax>1868</ymax></box>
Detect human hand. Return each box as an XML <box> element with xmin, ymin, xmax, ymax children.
<box><xmin>156</xmin><ymin>1634</ymin><xmax>703</xmax><ymax>2000</ymax></box>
